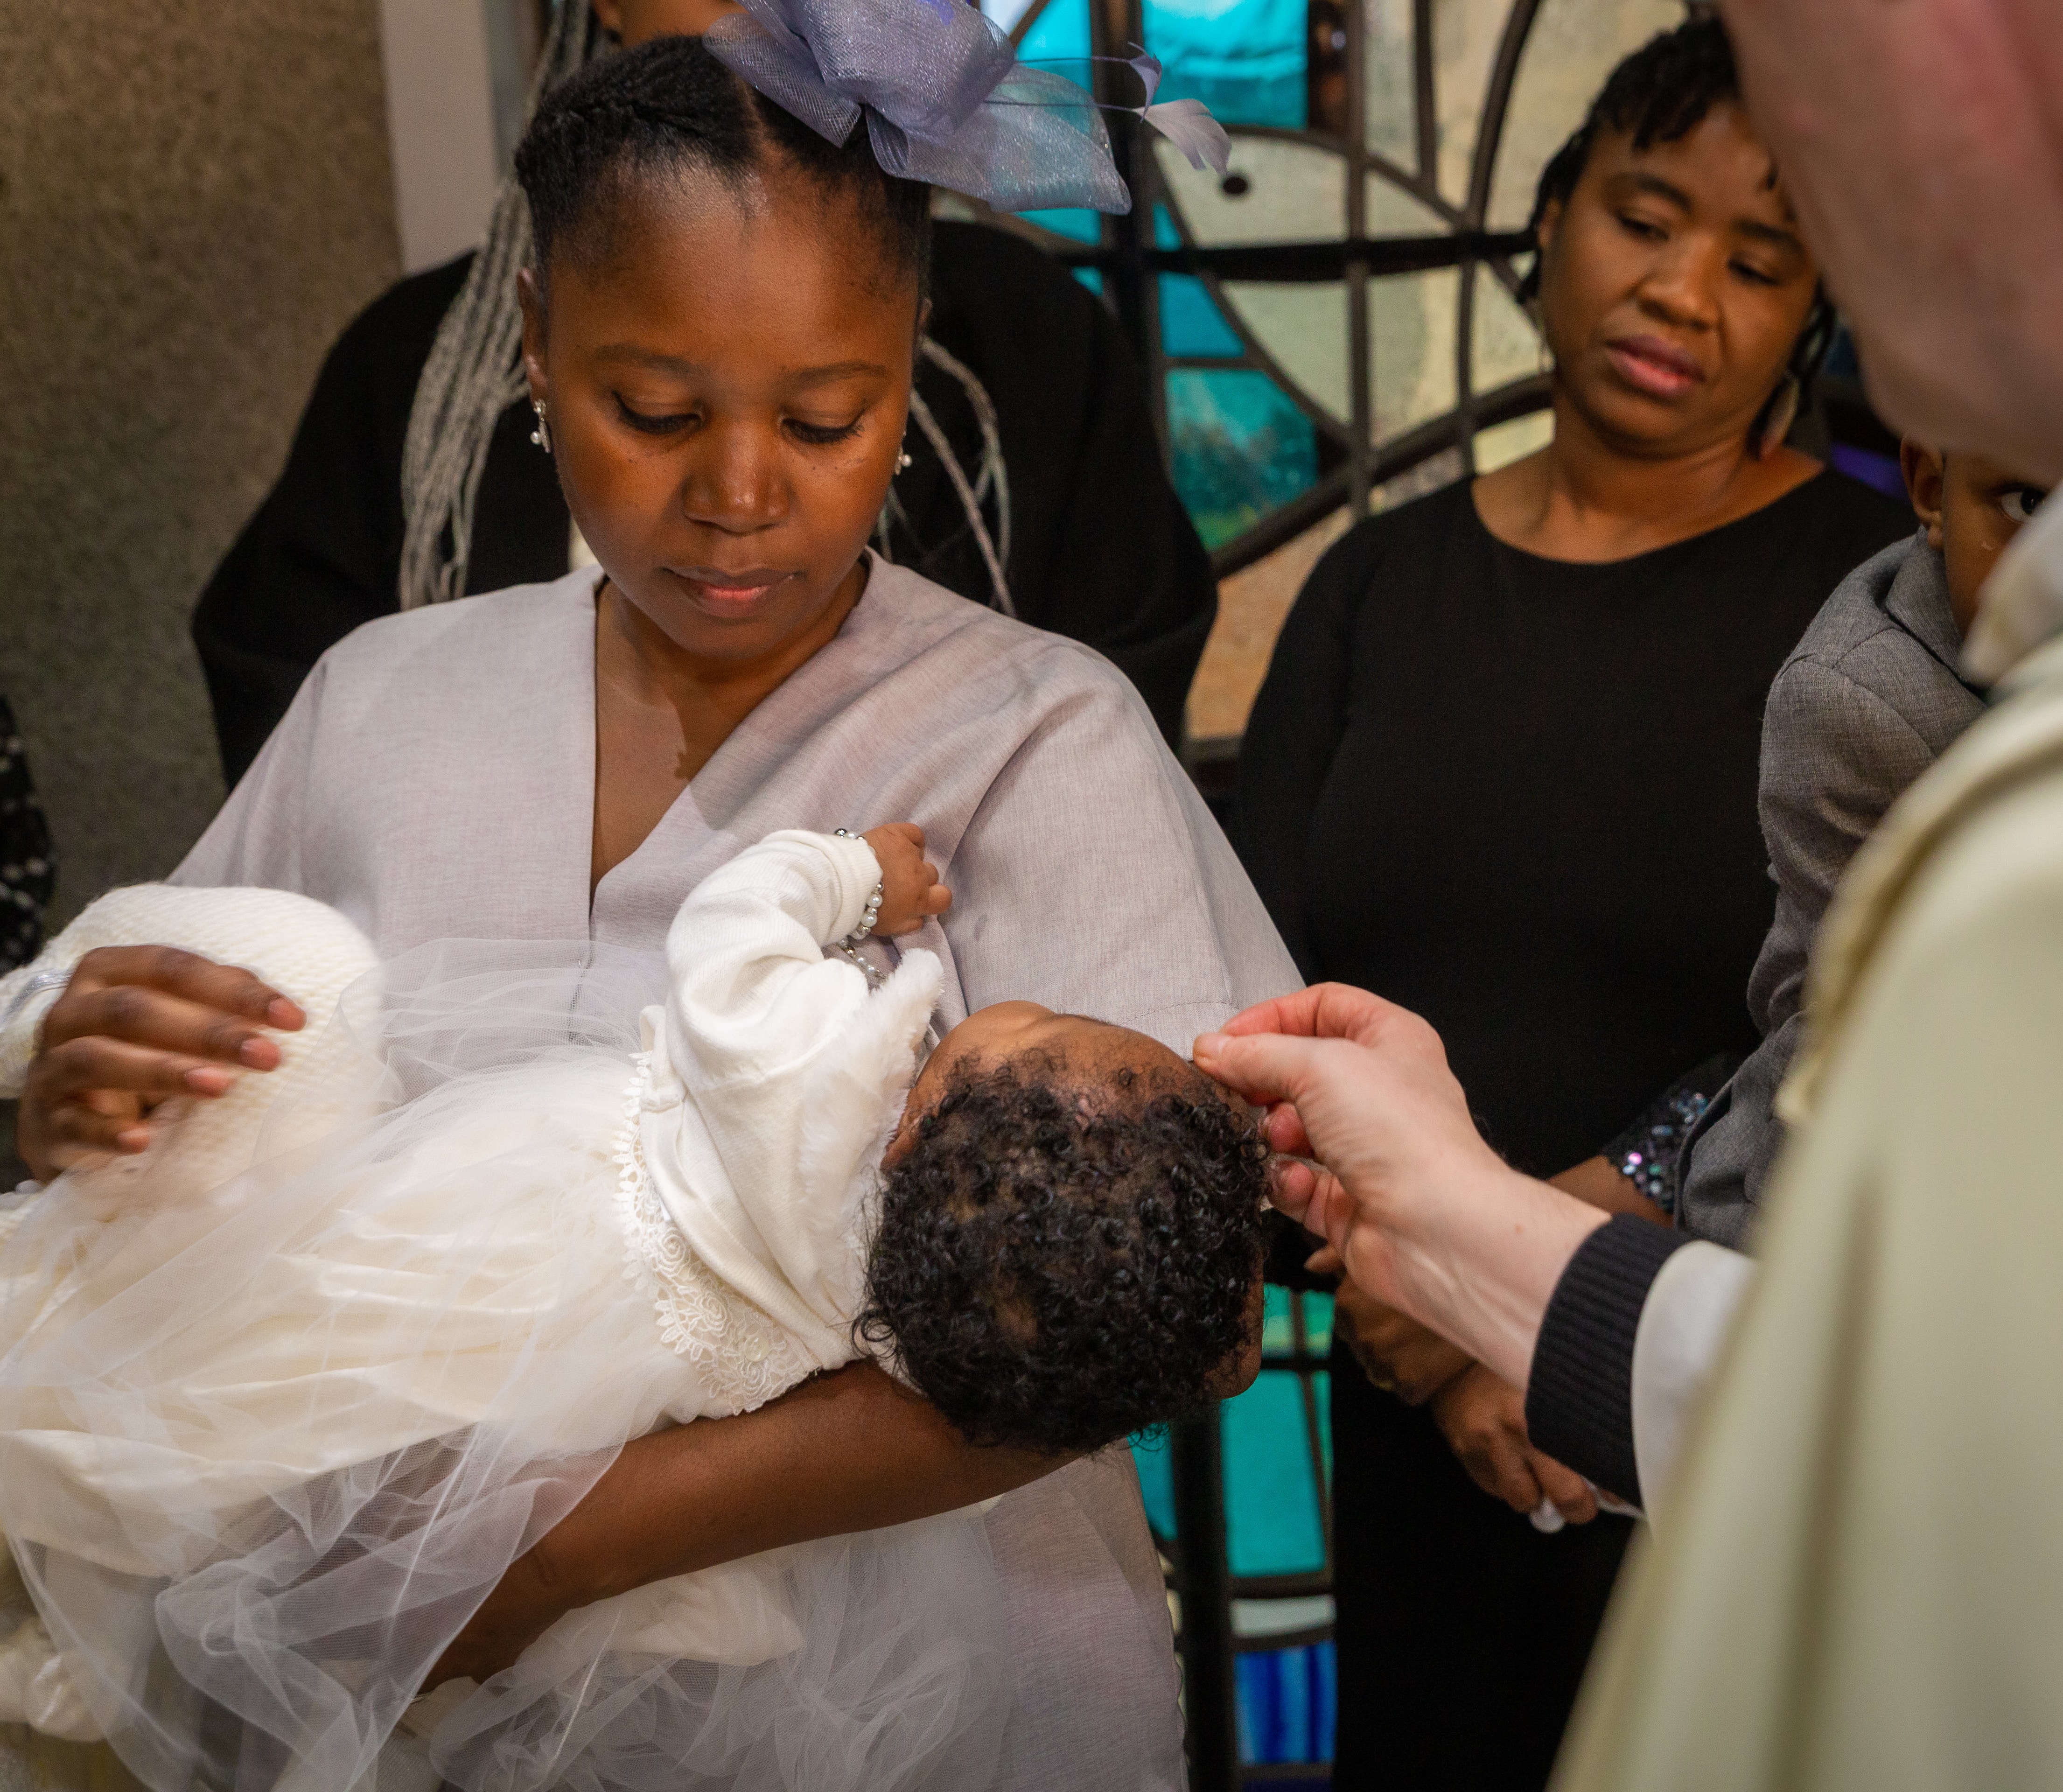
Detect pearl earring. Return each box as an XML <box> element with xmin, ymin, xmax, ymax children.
<box><xmin>896</xmin><ymin>436</ymin><xmax>913</xmax><ymax>473</ymax></box>
<box><xmin>530</xmin><ymin>398</ymin><xmax>552</xmax><ymax>454</ymax></box>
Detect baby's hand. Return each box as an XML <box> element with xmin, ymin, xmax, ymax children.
<box><xmin>860</xmin><ymin>824</ymin><xmax>952</xmax><ymax>937</ymax></box>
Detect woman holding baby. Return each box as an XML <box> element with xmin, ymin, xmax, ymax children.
<box><xmin>5</xmin><ymin>14</ymin><xmax>1289</xmax><ymax>1790</ymax></box>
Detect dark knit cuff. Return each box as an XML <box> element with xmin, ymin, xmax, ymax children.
<box><xmin>1524</xmin><ymin>1215</ymin><xmax>1690</xmax><ymax>1506</ymax></box>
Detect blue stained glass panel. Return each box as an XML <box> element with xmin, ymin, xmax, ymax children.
<box><xmin>1143</xmin><ymin>0</ymin><xmax>1306</xmax><ymax>129</ymax></box>
<box><xmin>1223</xmin><ymin>1370</ymin><xmax>1326</xmax><ymax>1576</ymax></box>
<box><xmin>1072</xmin><ymin>266</ymin><xmax>1105</xmax><ymax>296</ymax></box>
<box><xmin>1160</xmin><ymin>273</ymin><xmax>1242</xmax><ymax>357</ymax></box>
<box><xmin>1166</xmin><ymin>368</ymin><xmax>1317</xmax><ymax>551</ymax></box>
<box><xmin>1237</xmin><ymin>1643</ymin><xmax>1337</xmax><ymax>1764</ymax></box>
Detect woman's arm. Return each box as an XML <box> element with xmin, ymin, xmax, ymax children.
<box><xmin>430</xmin><ymin>1360</ymin><xmax>1061</xmax><ymax>1684</ymax></box>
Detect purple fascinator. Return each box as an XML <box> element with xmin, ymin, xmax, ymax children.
<box><xmin>705</xmin><ymin>0</ymin><xmax>1230</xmax><ymax>214</ymax></box>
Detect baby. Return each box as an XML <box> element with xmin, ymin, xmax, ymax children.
<box><xmin>0</xmin><ymin>828</ymin><xmax>1266</xmax><ymax>1792</ymax></box>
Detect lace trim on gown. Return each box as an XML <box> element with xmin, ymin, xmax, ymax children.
<box><xmin>611</xmin><ymin>1054</ymin><xmax>815</xmax><ymax>1416</ymax></box>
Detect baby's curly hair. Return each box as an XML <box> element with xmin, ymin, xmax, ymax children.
<box><xmin>858</xmin><ymin>1056</ymin><xmax>1269</xmax><ymax>1456</ymax></box>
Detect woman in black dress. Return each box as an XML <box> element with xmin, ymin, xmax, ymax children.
<box><xmin>1232</xmin><ymin>21</ymin><xmax>1909</xmax><ymax>1791</ymax></box>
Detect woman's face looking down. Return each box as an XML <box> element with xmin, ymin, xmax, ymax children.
<box><xmin>1536</xmin><ymin>100</ymin><xmax>1817</xmax><ymax>461</ymax></box>
<box><xmin>517</xmin><ymin>162</ymin><xmax>920</xmax><ymax>665</ymax></box>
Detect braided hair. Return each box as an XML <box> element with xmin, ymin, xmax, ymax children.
<box><xmin>516</xmin><ymin>37</ymin><xmax>931</xmax><ymax>304</ymax></box>
<box><xmin>399</xmin><ymin>1</ymin><xmax>596</xmax><ymax>612</ymax></box>
<box><xmin>1516</xmin><ymin>14</ymin><xmax>1835</xmax><ymax>445</ymax></box>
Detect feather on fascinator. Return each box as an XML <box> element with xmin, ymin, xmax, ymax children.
<box><xmin>705</xmin><ymin>0</ymin><xmax>1229</xmax><ymax>214</ymax></box>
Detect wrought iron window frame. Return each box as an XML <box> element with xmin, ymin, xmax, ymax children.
<box><xmin>1005</xmin><ymin>0</ymin><xmax>1557</xmax><ymax>579</ymax></box>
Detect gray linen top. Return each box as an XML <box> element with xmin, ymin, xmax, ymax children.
<box><xmin>176</xmin><ymin>556</ymin><xmax>1300</xmax><ymax>1790</ymax></box>
<box><xmin>1678</xmin><ymin>532</ymin><xmax>1986</xmax><ymax>1246</ymax></box>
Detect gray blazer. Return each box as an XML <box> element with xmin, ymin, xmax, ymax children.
<box><xmin>1677</xmin><ymin>531</ymin><xmax>1987</xmax><ymax>1245</ymax></box>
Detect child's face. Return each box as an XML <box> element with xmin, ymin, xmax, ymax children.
<box><xmin>518</xmin><ymin>165</ymin><xmax>920</xmax><ymax>665</ymax></box>
<box><xmin>1901</xmin><ymin>442</ymin><xmax>2049</xmax><ymax>637</ymax></box>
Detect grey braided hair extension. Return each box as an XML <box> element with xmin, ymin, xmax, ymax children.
<box><xmin>893</xmin><ymin>340</ymin><xmax>1015</xmax><ymax>618</ymax></box>
<box><xmin>399</xmin><ymin>0</ymin><xmax>598</xmax><ymax>611</ymax></box>
<box><xmin>919</xmin><ymin>336</ymin><xmax>1011</xmax><ymax>579</ymax></box>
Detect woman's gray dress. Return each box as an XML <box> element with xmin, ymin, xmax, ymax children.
<box><xmin>175</xmin><ymin>556</ymin><xmax>1299</xmax><ymax>1790</ymax></box>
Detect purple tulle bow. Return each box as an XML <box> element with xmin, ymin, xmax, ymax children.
<box><xmin>706</xmin><ymin>0</ymin><xmax>1229</xmax><ymax>215</ymax></box>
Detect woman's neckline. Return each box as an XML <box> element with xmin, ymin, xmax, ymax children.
<box><xmin>584</xmin><ymin>554</ymin><xmax>879</xmax><ymax>906</ymax></box>
<box><xmin>1468</xmin><ymin>462</ymin><xmax>1829</xmax><ymax>571</ymax></box>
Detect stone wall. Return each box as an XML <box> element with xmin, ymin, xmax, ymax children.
<box><xmin>0</xmin><ymin>0</ymin><xmax>401</xmax><ymax>927</ymax></box>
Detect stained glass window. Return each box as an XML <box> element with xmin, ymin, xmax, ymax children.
<box><xmin>977</xmin><ymin>3</ymin><xmax>1699</xmax><ymax>1783</ymax></box>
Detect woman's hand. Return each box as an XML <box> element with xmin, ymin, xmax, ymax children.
<box><xmin>1430</xmin><ymin>1364</ymin><xmax>1597</xmax><ymax>1526</ymax></box>
<box><xmin>860</xmin><ymin>824</ymin><xmax>951</xmax><ymax>937</ymax></box>
<box><xmin>15</xmin><ymin>948</ymin><xmax>304</xmax><ymax>1181</ymax></box>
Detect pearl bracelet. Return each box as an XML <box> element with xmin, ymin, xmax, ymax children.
<box><xmin>831</xmin><ymin>829</ymin><xmax>887</xmax><ymax>988</ymax></box>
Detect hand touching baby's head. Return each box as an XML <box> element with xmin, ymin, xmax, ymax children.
<box><xmin>859</xmin><ymin>1007</ymin><xmax>1268</xmax><ymax>1456</ymax></box>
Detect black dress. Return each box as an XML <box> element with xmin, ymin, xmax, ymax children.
<box><xmin>1231</xmin><ymin>469</ymin><xmax>1910</xmax><ymax>1791</ymax></box>
<box><xmin>192</xmin><ymin>221</ymin><xmax>1216</xmax><ymax>784</ymax></box>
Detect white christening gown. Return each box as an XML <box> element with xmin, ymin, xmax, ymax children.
<box><xmin>0</xmin><ymin>832</ymin><xmax>1008</xmax><ymax>1792</ymax></box>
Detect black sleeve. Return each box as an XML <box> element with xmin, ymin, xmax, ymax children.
<box><xmin>916</xmin><ymin>224</ymin><xmax>1217</xmax><ymax>746</ymax></box>
<box><xmin>1524</xmin><ymin>1214</ymin><xmax>1692</xmax><ymax>1505</ymax></box>
<box><xmin>1226</xmin><ymin>527</ymin><xmax>1368</xmax><ymax>975</ymax></box>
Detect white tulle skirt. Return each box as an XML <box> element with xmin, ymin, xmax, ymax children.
<box><xmin>0</xmin><ymin>945</ymin><xmax>1009</xmax><ymax>1792</ymax></box>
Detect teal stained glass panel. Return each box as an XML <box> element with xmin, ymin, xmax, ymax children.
<box><xmin>1132</xmin><ymin>1432</ymin><xmax>1178</xmax><ymax>1539</ymax></box>
<box><xmin>1021</xmin><ymin>206</ymin><xmax>1100</xmax><ymax>241</ymax></box>
<box><xmin>1138</xmin><ymin>1291</ymin><xmax>1333</xmax><ymax>1548</ymax></box>
<box><xmin>1303</xmin><ymin>1290</ymin><xmax>1334</xmax><ymax>1355</ymax></box>
<box><xmin>1011</xmin><ymin>0</ymin><xmax>1098</xmax><ymax>233</ymax></box>
<box><xmin>1160</xmin><ymin>273</ymin><xmax>1242</xmax><ymax>357</ymax></box>
<box><xmin>1259</xmin><ymin>1285</ymin><xmax>1335</xmax><ymax>1357</ymax></box>
<box><xmin>1015</xmin><ymin>0</ymin><xmax>1089</xmax><ymax>60</ymax></box>
<box><xmin>1132</xmin><ymin>1374</ymin><xmax>1329</xmax><ymax>1570</ymax></box>
<box><xmin>1143</xmin><ymin>0</ymin><xmax>1306</xmax><ymax>129</ymax></box>
<box><xmin>1223</xmin><ymin>1370</ymin><xmax>1326</xmax><ymax>1576</ymax></box>
<box><xmin>1166</xmin><ymin>368</ymin><xmax>1317</xmax><ymax>550</ymax></box>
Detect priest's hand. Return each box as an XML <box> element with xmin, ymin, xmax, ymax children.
<box><xmin>1194</xmin><ymin>984</ymin><xmax>1606</xmax><ymax>1393</ymax></box>
<box><xmin>14</xmin><ymin>947</ymin><xmax>304</xmax><ymax>1180</ymax></box>
<box><xmin>1306</xmin><ymin>1245</ymin><xmax>1470</xmax><ymax>1406</ymax></box>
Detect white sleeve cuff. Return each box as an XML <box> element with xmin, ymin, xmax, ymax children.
<box><xmin>1630</xmin><ymin>1239</ymin><xmax>1758</xmax><ymax>1518</ymax></box>
<box><xmin>0</xmin><ymin>966</ymin><xmax>71</xmax><ymax>1098</ymax></box>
